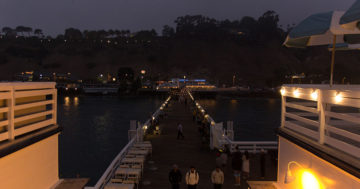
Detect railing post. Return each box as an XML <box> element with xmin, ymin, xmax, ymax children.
<box><xmin>318</xmin><ymin>89</ymin><xmax>325</xmax><ymax>144</ymax></box>
<box><xmin>281</xmin><ymin>94</ymin><xmax>286</xmax><ymax>127</ymax></box>
<box><xmin>52</xmin><ymin>89</ymin><xmax>57</xmax><ymax>125</ymax></box>
<box><xmin>7</xmin><ymin>87</ymin><xmax>15</xmax><ymax>140</ymax></box>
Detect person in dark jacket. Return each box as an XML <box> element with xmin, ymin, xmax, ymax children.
<box><xmin>169</xmin><ymin>164</ymin><xmax>182</xmax><ymax>189</ymax></box>
<box><xmin>232</xmin><ymin>148</ymin><xmax>242</xmax><ymax>186</ymax></box>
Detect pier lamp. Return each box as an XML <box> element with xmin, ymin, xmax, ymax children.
<box><xmin>285</xmin><ymin>161</ymin><xmax>322</xmax><ymax>189</ymax></box>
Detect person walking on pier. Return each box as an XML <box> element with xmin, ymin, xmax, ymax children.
<box><xmin>231</xmin><ymin>148</ymin><xmax>242</xmax><ymax>187</ymax></box>
<box><xmin>242</xmin><ymin>151</ymin><xmax>250</xmax><ymax>187</ymax></box>
<box><xmin>185</xmin><ymin>166</ymin><xmax>199</xmax><ymax>189</ymax></box>
<box><xmin>177</xmin><ymin>123</ymin><xmax>184</xmax><ymax>139</ymax></box>
<box><xmin>211</xmin><ymin>167</ymin><xmax>224</xmax><ymax>189</ymax></box>
<box><xmin>169</xmin><ymin>164</ymin><xmax>182</xmax><ymax>189</ymax></box>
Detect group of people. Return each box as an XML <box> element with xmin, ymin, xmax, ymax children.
<box><xmin>169</xmin><ymin>165</ymin><xmax>224</xmax><ymax>189</ymax></box>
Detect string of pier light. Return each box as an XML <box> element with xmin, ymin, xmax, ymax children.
<box><xmin>142</xmin><ymin>96</ymin><xmax>171</xmax><ymax>131</ymax></box>
<box><xmin>186</xmin><ymin>88</ymin><xmax>215</xmax><ymax>126</ymax></box>
<box><xmin>280</xmin><ymin>87</ymin><xmax>344</xmax><ymax>103</ymax></box>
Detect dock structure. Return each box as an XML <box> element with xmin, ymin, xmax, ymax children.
<box><xmin>140</xmin><ymin>95</ymin><xmax>278</xmax><ymax>189</ymax></box>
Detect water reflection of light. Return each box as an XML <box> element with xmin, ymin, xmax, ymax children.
<box><xmin>64</xmin><ymin>96</ymin><xmax>70</xmax><ymax>106</ymax></box>
<box><xmin>74</xmin><ymin>97</ymin><xmax>79</xmax><ymax>106</ymax></box>
<box><xmin>230</xmin><ymin>99</ymin><xmax>237</xmax><ymax>104</ymax></box>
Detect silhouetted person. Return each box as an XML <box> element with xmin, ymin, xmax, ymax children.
<box><xmin>232</xmin><ymin>147</ymin><xmax>242</xmax><ymax>187</ymax></box>
<box><xmin>169</xmin><ymin>164</ymin><xmax>182</xmax><ymax>189</ymax></box>
<box><xmin>177</xmin><ymin>123</ymin><xmax>184</xmax><ymax>139</ymax></box>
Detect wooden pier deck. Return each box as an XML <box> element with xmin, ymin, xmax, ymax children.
<box><xmin>140</xmin><ymin>99</ymin><xmax>277</xmax><ymax>189</ymax></box>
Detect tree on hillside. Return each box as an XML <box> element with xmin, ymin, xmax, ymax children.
<box><xmin>162</xmin><ymin>25</ymin><xmax>175</xmax><ymax>37</ymax></box>
<box><xmin>64</xmin><ymin>28</ymin><xmax>83</xmax><ymax>40</ymax></box>
<box><xmin>34</xmin><ymin>29</ymin><xmax>43</xmax><ymax>38</ymax></box>
<box><xmin>257</xmin><ymin>10</ymin><xmax>283</xmax><ymax>41</ymax></box>
<box><xmin>16</xmin><ymin>26</ymin><xmax>26</xmax><ymax>36</ymax></box>
<box><xmin>135</xmin><ymin>29</ymin><xmax>157</xmax><ymax>41</ymax></box>
<box><xmin>118</xmin><ymin>67</ymin><xmax>134</xmax><ymax>82</ymax></box>
<box><xmin>24</xmin><ymin>27</ymin><xmax>33</xmax><ymax>36</ymax></box>
<box><xmin>2</xmin><ymin>27</ymin><xmax>14</xmax><ymax>36</ymax></box>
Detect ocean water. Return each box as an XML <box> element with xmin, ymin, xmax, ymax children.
<box><xmin>197</xmin><ymin>97</ymin><xmax>281</xmax><ymax>141</ymax></box>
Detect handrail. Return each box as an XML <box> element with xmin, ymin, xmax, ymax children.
<box><xmin>85</xmin><ymin>138</ymin><xmax>136</xmax><ymax>189</ymax></box>
<box><xmin>185</xmin><ymin>88</ymin><xmax>278</xmax><ymax>152</ymax></box>
<box><xmin>0</xmin><ymin>82</ymin><xmax>57</xmax><ymax>142</ymax></box>
<box><xmin>86</xmin><ymin>96</ymin><xmax>171</xmax><ymax>189</ymax></box>
<box><xmin>281</xmin><ymin>84</ymin><xmax>360</xmax><ymax>158</ymax></box>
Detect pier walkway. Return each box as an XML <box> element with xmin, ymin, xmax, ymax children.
<box><xmin>140</xmin><ymin>99</ymin><xmax>277</xmax><ymax>189</ymax></box>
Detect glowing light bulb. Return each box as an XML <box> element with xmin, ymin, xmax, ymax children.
<box><xmin>301</xmin><ymin>171</ymin><xmax>320</xmax><ymax>189</ymax></box>
<box><xmin>280</xmin><ymin>88</ymin><xmax>286</xmax><ymax>96</ymax></box>
<box><xmin>311</xmin><ymin>91</ymin><xmax>318</xmax><ymax>100</ymax></box>
<box><xmin>335</xmin><ymin>93</ymin><xmax>343</xmax><ymax>103</ymax></box>
<box><xmin>293</xmin><ymin>89</ymin><xmax>300</xmax><ymax>97</ymax></box>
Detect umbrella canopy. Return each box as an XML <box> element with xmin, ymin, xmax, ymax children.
<box><xmin>284</xmin><ymin>11</ymin><xmax>360</xmax><ymax>48</ymax></box>
<box><xmin>340</xmin><ymin>0</ymin><xmax>360</xmax><ymax>29</ymax></box>
<box><xmin>284</xmin><ymin>11</ymin><xmax>360</xmax><ymax>86</ymax></box>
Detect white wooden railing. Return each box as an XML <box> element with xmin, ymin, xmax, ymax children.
<box><xmin>281</xmin><ymin>84</ymin><xmax>360</xmax><ymax>158</ymax></box>
<box><xmin>186</xmin><ymin>88</ymin><xmax>278</xmax><ymax>152</ymax></box>
<box><xmin>0</xmin><ymin>82</ymin><xmax>57</xmax><ymax>142</ymax></box>
<box><xmin>86</xmin><ymin>96</ymin><xmax>171</xmax><ymax>189</ymax></box>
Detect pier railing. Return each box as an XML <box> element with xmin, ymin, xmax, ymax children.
<box><xmin>281</xmin><ymin>84</ymin><xmax>360</xmax><ymax>158</ymax></box>
<box><xmin>186</xmin><ymin>88</ymin><xmax>278</xmax><ymax>152</ymax></box>
<box><xmin>0</xmin><ymin>82</ymin><xmax>57</xmax><ymax>142</ymax></box>
<box><xmin>86</xmin><ymin>96</ymin><xmax>171</xmax><ymax>189</ymax></box>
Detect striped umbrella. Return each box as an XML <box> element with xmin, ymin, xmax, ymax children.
<box><xmin>341</xmin><ymin>0</ymin><xmax>360</xmax><ymax>29</ymax></box>
<box><xmin>284</xmin><ymin>11</ymin><xmax>360</xmax><ymax>86</ymax></box>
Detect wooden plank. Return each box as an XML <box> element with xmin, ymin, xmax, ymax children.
<box><xmin>0</xmin><ymin>132</ymin><xmax>8</xmax><ymax>142</ymax></box>
<box><xmin>325</xmin><ymin>111</ymin><xmax>360</xmax><ymax>124</ymax></box>
<box><xmin>285</xmin><ymin>121</ymin><xmax>318</xmax><ymax>139</ymax></box>
<box><xmin>14</xmin><ymin>110</ymin><xmax>53</xmax><ymax>123</ymax></box>
<box><xmin>286</xmin><ymin>102</ymin><xmax>318</xmax><ymax>114</ymax></box>
<box><xmin>14</xmin><ymin>89</ymin><xmax>55</xmax><ymax>98</ymax></box>
<box><xmin>325</xmin><ymin>136</ymin><xmax>360</xmax><ymax>158</ymax></box>
<box><xmin>285</xmin><ymin>112</ymin><xmax>319</xmax><ymax>127</ymax></box>
<box><xmin>14</xmin><ymin>119</ymin><xmax>54</xmax><ymax>136</ymax></box>
<box><xmin>14</xmin><ymin>100</ymin><xmax>53</xmax><ymax>110</ymax></box>
<box><xmin>326</xmin><ymin>125</ymin><xmax>360</xmax><ymax>142</ymax></box>
<box><xmin>0</xmin><ymin>120</ymin><xmax>9</xmax><ymax>127</ymax></box>
<box><xmin>0</xmin><ymin>107</ymin><xmax>9</xmax><ymax>113</ymax></box>
<box><xmin>0</xmin><ymin>92</ymin><xmax>11</xmax><ymax>100</ymax></box>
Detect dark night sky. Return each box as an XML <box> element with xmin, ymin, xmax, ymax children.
<box><xmin>0</xmin><ymin>0</ymin><xmax>356</xmax><ymax>36</ymax></box>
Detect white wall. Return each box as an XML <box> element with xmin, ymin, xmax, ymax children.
<box><xmin>0</xmin><ymin>134</ymin><xmax>59</xmax><ymax>189</ymax></box>
<box><xmin>277</xmin><ymin>137</ymin><xmax>360</xmax><ymax>189</ymax></box>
